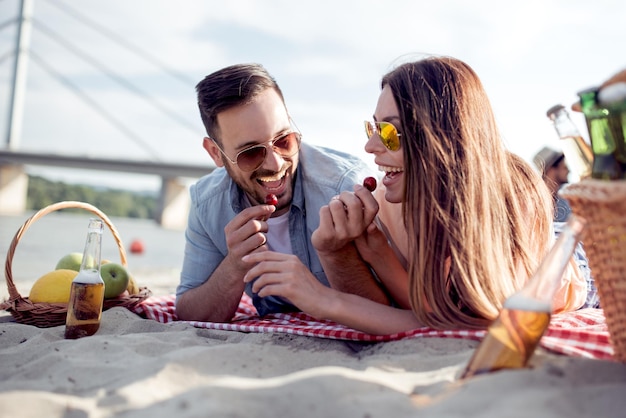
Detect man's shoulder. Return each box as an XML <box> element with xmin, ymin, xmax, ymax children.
<box><xmin>190</xmin><ymin>167</ymin><xmax>231</xmax><ymax>204</ymax></box>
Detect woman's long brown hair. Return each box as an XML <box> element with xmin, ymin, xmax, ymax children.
<box><xmin>382</xmin><ymin>56</ymin><xmax>553</xmax><ymax>329</ymax></box>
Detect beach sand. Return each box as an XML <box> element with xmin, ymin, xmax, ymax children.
<box><xmin>1</xmin><ymin>212</ymin><xmax>626</xmax><ymax>417</ymax></box>
<box><xmin>1</xmin><ymin>293</ymin><xmax>626</xmax><ymax>417</ymax></box>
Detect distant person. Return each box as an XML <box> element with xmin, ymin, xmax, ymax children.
<box><xmin>532</xmin><ymin>146</ymin><xmax>572</xmax><ymax>222</ymax></box>
<box><xmin>175</xmin><ymin>63</ymin><xmax>377</xmax><ymax>322</ymax></box>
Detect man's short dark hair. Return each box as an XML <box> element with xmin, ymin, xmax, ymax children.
<box><xmin>196</xmin><ymin>63</ymin><xmax>285</xmax><ymax>141</ymax></box>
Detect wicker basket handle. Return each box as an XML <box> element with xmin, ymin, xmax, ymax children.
<box><xmin>4</xmin><ymin>201</ymin><xmax>128</xmax><ymax>301</ymax></box>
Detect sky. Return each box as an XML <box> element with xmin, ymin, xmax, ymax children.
<box><xmin>0</xmin><ymin>0</ymin><xmax>625</xmax><ymax>191</ymax></box>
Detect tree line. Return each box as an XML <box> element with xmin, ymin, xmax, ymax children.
<box><xmin>27</xmin><ymin>175</ymin><xmax>158</xmax><ymax>219</ymax></box>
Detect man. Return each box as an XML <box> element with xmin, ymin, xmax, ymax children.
<box><xmin>532</xmin><ymin>146</ymin><xmax>572</xmax><ymax>222</ymax></box>
<box><xmin>176</xmin><ymin>63</ymin><xmax>379</xmax><ymax>322</ymax></box>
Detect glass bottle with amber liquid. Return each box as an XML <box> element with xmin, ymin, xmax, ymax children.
<box><xmin>546</xmin><ymin>104</ymin><xmax>594</xmax><ymax>180</ymax></box>
<box><xmin>461</xmin><ymin>215</ymin><xmax>585</xmax><ymax>379</ymax></box>
<box><xmin>64</xmin><ymin>218</ymin><xmax>106</xmax><ymax>339</ymax></box>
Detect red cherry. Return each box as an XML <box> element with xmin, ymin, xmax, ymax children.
<box><xmin>265</xmin><ymin>194</ymin><xmax>278</xmax><ymax>206</ymax></box>
<box><xmin>362</xmin><ymin>177</ymin><xmax>377</xmax><ymax>192</ymax></box>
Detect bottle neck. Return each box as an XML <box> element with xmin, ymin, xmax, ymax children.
<box><xmin>511</xmin><ymin>216</ymin><xmax>585</xmax><ymax>310</ymax></box>
<box><xmin>552</xmin><ymin>108</ymin><xmax>581</xmax><ymax>139</ymax></box>
<box><xmin>79</xmin><ymin>219</ymin><xmax>103</xmax><ymax>274</ymax></box>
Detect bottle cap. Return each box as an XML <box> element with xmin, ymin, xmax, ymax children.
<box><xmin>546</xmin><ymin>104</ymin><xmax>565</xmax><ymax>118</ymax></box>
<box><xmin>577</xmin><ymin>86</ymin><xmax>600</xmax><ymax>98</ymax></box>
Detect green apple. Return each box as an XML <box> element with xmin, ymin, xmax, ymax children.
<box><xmin>100</xmin><ymin>262</ymin><xmax>130</xmax><ymax>299</ymax></box>
<box><xmin>55</xmin><ymin>252</ymin><xmax>83</xmax><ymax>271</ymax></box>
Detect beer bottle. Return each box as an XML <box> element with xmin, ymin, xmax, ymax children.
<box><xmin>578</xmin><ymin>88</ymin><xmax>626</xmax><ymax>180</ymax></box>
<box><xmin>546</xmin><ymin>104</ymin><xmax>593</xmax><ymax>180</ymax></box>
<box><xmin>64</xmin><ymin>218</ymin><xmax>106</xmax><ymax>339</ymax></box>
<box><xmin>461</xmin><ymin>215</ymin><xmax>585</xmax><ymax>379</ymax></box>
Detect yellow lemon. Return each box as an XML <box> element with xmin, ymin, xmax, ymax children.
<box><xmin>29</xmin><ymin>269</ymin><xmax>78</xmax><ymax>303</ymax></box>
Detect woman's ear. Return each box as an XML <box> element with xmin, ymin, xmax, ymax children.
<box><xmin>203</xmin><ymin>137</ymin><xmax>225</xmax><ymax>167</ymax></box>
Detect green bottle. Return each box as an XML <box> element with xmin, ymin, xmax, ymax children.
<box><xmin>578</xmin><ymin>88</ymin><xmax>626</xmax><ymax>180</ymax></box>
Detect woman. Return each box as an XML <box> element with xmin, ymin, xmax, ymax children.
<box><xmin>243</xmin><ymin>56</ymin><xmax>587</xmax><ymax>333</ymax></box>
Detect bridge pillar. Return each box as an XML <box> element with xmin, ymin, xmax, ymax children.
<box><xmin>157</xmin><ymin>177</ymin><xmax>190</xmax><ymax>230</ymax></box>
<box><xmin>0</xmin><ymin>164</ymin><xmax>28</xmax><ymax>215</ymax></box>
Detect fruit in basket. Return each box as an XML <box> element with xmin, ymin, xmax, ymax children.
<box><xmin>29</xmin><ymin>269</ymin><xmax>79</xmax><ymax>303</ymax></box>
<box><xmin>100</xmin><ymin>262</ymin><xmax>130</xmax><ymax>299</ymax></box>
<box><xmin>126</xmin><ymin>275</ymin><xmax>139</xmax><ymax>295</ymax></box>
<box><xmin>55</xmin><ymin>252</ymin><xmax>84</xmax><ymax>271</ymax></box>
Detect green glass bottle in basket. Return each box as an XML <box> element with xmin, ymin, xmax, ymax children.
<box><xmin>578</xmin><ymin>85</ymin><xmax>626</xmax><ymax>180</ymax></box>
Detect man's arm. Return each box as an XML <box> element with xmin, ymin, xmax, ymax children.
<box><xmin>176</xmin><ymin>204</ymin><xmax>274</xmax><ymax>322</ymax></box>
<box><xmin>243</xmin><ymin>251</ymin><xmax>421</xmax><ymax>335</ymax></box>
<box><xmin>176</xmin><ymin>256</ymin><xmax>248</xmax><ymax>322</ymax></box>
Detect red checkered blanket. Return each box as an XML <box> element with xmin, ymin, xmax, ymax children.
<box><xmin>131</xmin><ymin>294</ymin><xmax>614</xmax><ymax>361</ymax></box>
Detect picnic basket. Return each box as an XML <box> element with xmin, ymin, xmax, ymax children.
<box><xmin>560</xmin><ymin>180</ymin><xmax>626</xmax><ymax>362</ymax></box>
<box><xmin>1</xmin><ymin>201</ymin><xmax>151</xmax><ymax>328</ymax></box>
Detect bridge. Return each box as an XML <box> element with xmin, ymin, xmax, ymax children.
<box><xmin>0</xmin><ymin>149</ymin><xmax>214</xmax><ymax>229</ymax></box>
<box><xmin>0</xmin><ymin>0</ymin><xmax>216</xmax><ymax>229</ymax></box>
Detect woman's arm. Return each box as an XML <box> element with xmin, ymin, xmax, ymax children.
<box><xmin>355</xmin><ymin>221</ymin><xmax>411</xmax><ymax>309</ymax></box>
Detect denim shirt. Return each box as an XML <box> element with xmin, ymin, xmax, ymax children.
<box><xmin>177</xmin><ymin>142</ymin><xmax>376</xmax><ymax>315</ymax></box>
<box><xmin>554</xmin><ymin>193</ymin><xmax>572</xmax><ymax>223</ymax></box>
<box><xmin>553</xmin><ymin>221</ymin><xmax>600</xmax><ymax>309</ymax></box>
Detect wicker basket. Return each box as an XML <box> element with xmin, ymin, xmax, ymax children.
<box><xmin>560</xmin><ymin>180</ymin><xmax>626</xmax><ymax>362</ymax></box>
<box><xmin>1</xmin><ymin>201</ymin><xmax>151</xmax><ymax>328</ymax></box>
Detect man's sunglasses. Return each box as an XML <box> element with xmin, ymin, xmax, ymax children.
<box><xmin>364</xmin><ymin>121</ymin><xmax>401</xmax><ymax>151</ymax></box>
<box><xmin>212</xmin><ymin>130</ymin><xmax>302</xmax><ymax>172</ymax></box>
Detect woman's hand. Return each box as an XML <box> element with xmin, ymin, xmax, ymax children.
<box><xmin>354</xmin><ymin>221</ymin><xmax>392</xmax><ymax>266</ymax></box>
<box><xmin>312</xmin><ymin>184</ymin><xmax>379</xmax><ymax>254</ymax></box>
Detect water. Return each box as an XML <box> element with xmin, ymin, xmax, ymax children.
<box><xmin>1</xmin><ymin>211</ymin><xmax>185</xmax><ymax>303</ymax></box>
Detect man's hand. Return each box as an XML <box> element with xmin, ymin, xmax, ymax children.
<box><xmin>176</xmin><ymin>204</ymin><xmax>275</xmax><ymax>323</ymax></box>
<box><xmin>243</xmin><ymin>251</ymin><xmax>332</xmax><ymax>319</ymax></box>
<box><xmin>222</xmin><ymin>204</ymin><xmax>275</xmax><ymax>273</ymax></box>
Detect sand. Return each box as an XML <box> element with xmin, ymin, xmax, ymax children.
<box><xmin>1</xmin><ymin>245</ymin><xmax>625</xmax><ymax>418</ymax></box>
<box><xmin>1</xmin><ymin>296</ymin><xmax>625</xmax><ymax>418</ymax></box>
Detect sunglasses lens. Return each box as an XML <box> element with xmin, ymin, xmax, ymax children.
<box><xmin>378</xmin><ymin>122</ymin><xmax>400</xmax><ymax>151</ymax></box>
<box><xmin>237</xmin><ymin>146</ymin><xmax>266</xmax><ymax>171</ymax></box>
<box><xmin>364</xmin><ymin>121</ymin><xmax>400</xmax><ymax>151</ymax></box>
<box><xmin>234</xmin><ymin>132</ymin><xmax>301</xmax><ymax>171</ymax></box>
<box><xmin>274</xmin><ymin>132</ymin><xmax>300</xmax><ymax>155</ymax></box>
<box><xmin>364</xmin><ymin>121</ymin><xmax>375</xmax><ymax>139</ymax></box>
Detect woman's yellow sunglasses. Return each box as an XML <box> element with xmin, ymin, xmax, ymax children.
<box><xmin>364</xmin><ymin>121</ymin><xmax>401</xmax><ymax>151</ymax></box>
